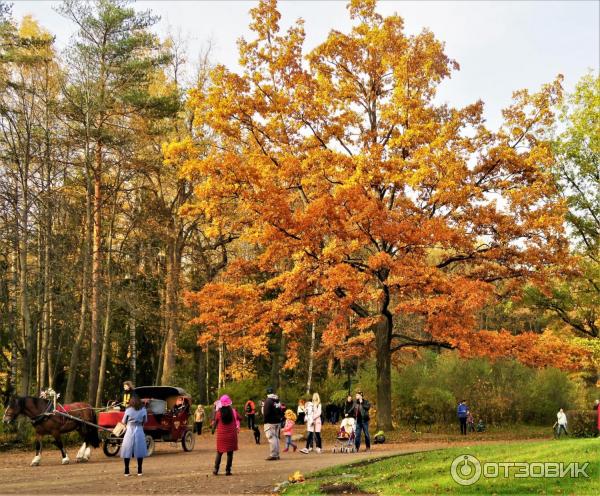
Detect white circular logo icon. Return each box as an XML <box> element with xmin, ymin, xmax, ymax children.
<box><xmin>451</xmin><ymin>454</ymin><xmax>482</xmax><ymax>486</ymax></box>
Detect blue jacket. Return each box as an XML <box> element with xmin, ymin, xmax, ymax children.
<box><xmin>457</xmin><ymin>403</ymin><xmax>468</xmax><ymax>419</ymax></box>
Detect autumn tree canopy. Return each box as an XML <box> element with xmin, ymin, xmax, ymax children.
<box><xmin>524</xmin><ymin>74</ymin><xmax>600</xmax><ymax>341</ymax></box>
<box><xmin>177</xmin><ymin>0</ymin><xmax>592</xmax><ymax>429</ymax></box>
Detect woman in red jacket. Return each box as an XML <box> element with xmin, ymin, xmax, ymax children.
<box><xmin>212</xmin><ymin>394</ymin><xmax>240</xmax><ymax>476</ymax></box>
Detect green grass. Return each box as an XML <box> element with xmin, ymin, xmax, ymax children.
<box><xmin>282</xmin><ymin>439</ymin><xmax>600</xmax><ymax>495</ymax></box>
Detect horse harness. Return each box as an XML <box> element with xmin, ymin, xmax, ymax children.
<box><xmin>30</xmin><ymin>400</ymin><xmax>57</xmax><ymax>426</ymax></box>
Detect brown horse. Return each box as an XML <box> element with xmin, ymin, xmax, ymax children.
<box><xmin>2</xmin><ymin>396</ymin><xmax>100</xmax><ymax>466</ymax></box>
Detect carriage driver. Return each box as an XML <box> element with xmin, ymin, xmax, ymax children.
<box><xmin>122</xmin><ymin>381</ymin><xmax>135</xmax><ymax>409</ymax></box>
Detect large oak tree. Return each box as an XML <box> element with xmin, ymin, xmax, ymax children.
<box><xmin>180</xmin><ymin>0</ymin><xmax>585</xmax><ymax>429</ymax></box>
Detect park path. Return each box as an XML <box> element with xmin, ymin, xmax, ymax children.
<box><xmin>0</xmin><ymin>429</ymin><xmax>537</xmax><ymax>495</ymax></box>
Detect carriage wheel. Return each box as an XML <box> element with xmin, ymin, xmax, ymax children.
<box><xmin>145</xmin><ymin>435</ymin><xmax>155</xmax><ymax>457</ymax></box>
<box><xmin>182</xmin><ymin>430</ymin><xmax>195</xmax><ymax>452</ymax></box>
<box><xmin>102</xmin><ymin>440</ymin><xmax>120</xmax><ymax>457</ymax></box>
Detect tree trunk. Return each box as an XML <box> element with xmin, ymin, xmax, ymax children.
<box><xmin>217</xmin><ymin>339</ymin><xmax>225</xmax><ymax>390</ymax></box>
<box><xmin>88</xmin><ymin>144</ymin><xmax>102</xmax><ymax>404</ymax></box>
<box><xmin>160</xmin><ymin>237</ymin><xmax>181</xmax><ymax>385</ymax></box>
<box><xmin>196</xmin><ymin>347</ymin><xmax>206</xmax><ymax>403</ymax></box>
<box><xmin>129</xmin><ymin>315</ymin><xmax>137</xmax><ymax>382</ymax></box>
<box><xmin>95</xmin><ymin>286</ymin><xmax>112</xmax><ymax>405</ymax></box>
<box><xmin>95</xmin><ymin>184</ymin><xmax>118</xmax><ymax>406</ymax></box>
<box><xmin>327</xmin><ymin>353</ymin><xmax>334</xmax><ymax>376</ymax></box>
<box><xmin>306</xmin><ymin>321</ymin><xmax>315</xmax><ymax>395</ymax></box>
<box><xmin>375</xmin><ymin>315</ymin><xmax>393</xmax><ymax>431</ymax></box>
<box><xmin>154</xmin><ymin>282</ymin><xmax>167</xmax><ymax>385</ymax></box>
<box><xmin>18</xmin><ymin>174</ymin><xmax>33</xmax><ymax>396</ymax></box>
<box><xmin>39</xmin><ymin>208</ymin><xmax>52</xmax><ymax>390</ymax></box>
<box><xmin>270</xmin><ymin>329</ymin><xmax>284</xmax><ymax>391</ymax></box>
<box><xmin>39</xmin><ymin>55</ymin><xmax>53</xmax><ymax>392</ymax></box>
<box><xmin>9</xmin><ymin>249</ymin><xmax>18</xmax><ymax>398</ymax></box>
<box><xmin>205</xmin><ymin>344</ymin><xmax>210</xmax><ymax>403</ymax></box>
<box><xmin>47</xmin><ymin>294</ymin><xmax>54</xmax><ymax>388</ymax></box>
<box><xmin>65</xmin><ymin>168</ymin><xmax>92</xmax><ymax>403</ymax></box>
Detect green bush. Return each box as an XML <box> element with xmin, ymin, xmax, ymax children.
<box><xmin>384</xmin><ymin>352</ymin><xmax>582</xmax><ymax>427</ymax></box>
<box><xmin>218</xmin><ymin>377</ymin><xmax>269</xmax><ymax>408</ymax></box>
<box><xmin>188</xmin><ymin>352</ymin><xmax>588</xmax><ymax>430</ymax></box>
<box><xmin>565</xmin><ymin>410</ymin><xmax>598</xmax><ymax>438</ymax></box>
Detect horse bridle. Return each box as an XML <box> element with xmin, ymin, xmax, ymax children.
<box><xmin>3</xmin><ymin>397</ymin><xmax>53</xmax><ymax>425</ymax></box>
<box><xmin>2</xmin><ymin>397</ymin><xmax>23</xmax><ymax>423</ymax></box>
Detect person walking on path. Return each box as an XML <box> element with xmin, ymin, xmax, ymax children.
<box><xmin>344</xmin><ymin>395</ymin><xmax>354</xmax><ymax>417</ymax></box>
<box><xmin>352</xmin><ymin>390</ymin><xmax>371</xmax><ymax>452</ymax></box>
<box><xmin>555</xmin><ymin>408</ymin><xmax>569</xmax><ymax>438</ymax></box>
<box><xmin>212</xmin><ymin>395</ymin><xmax>240</xmax><ymax>476</ymax></box>
<box><xmin>120</xmin><ymin>396</ymin><xmax>148</xmax><ymax>476</ymax></box>
<box><xmin>466</xmin><ymin>410</ymin><xmax>475</xmax><ymax>433</ymax></box>
<box><xmin>300</xmin><ymin>393</ymin><xmax>323</xmax><ymax>454</ymax></box>
<box><xmin>245</xmin><ymin>399</ymin><xmax>256</xmax><ymax>430</ymax></box>
<box><xmin>262</xmin><ymin>387</ymin><xmax>283</xmax><ymax>460</ymax></box>
<box><xmin>457</xmin><ymin>400</ymin><xmax>468</xmax><ymax>436</ymax></box>
<box><xmin>296</xmin><ymin>399</ymin><xmax>306</xmax><ymax>425</ymax></box>
<box><xmin>283</xmin><ymin>409</ymin><xmax>298</xmax><ymax>452</ymax></box>
<box><xmin>194</xmin><ymin>404</ymin><xmax>205</xmax><ymax>436</ymax></box>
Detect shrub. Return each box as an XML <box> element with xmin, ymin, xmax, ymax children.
<box><xmin>218</xmin><ymin>377</ymin><xmax>269</xmax><ymax>407</ymax></box>
<box><xmin>522</xmin><ymin>368</ymin><xmax>575</xmax><ymax>424</ymax></box>
<box><xmin>565</xmin><ymin>410</ymin><xmax>598</xmax><ymax>438</ymax></box>
<box><xmin>383</xmin><ymin>352</ymin><xmax>581</xmax><ymax>426</ymax></box>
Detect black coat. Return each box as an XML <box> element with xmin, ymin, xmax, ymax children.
<box><xmin>263</xmin><ymin>395</ymin><xmax>282</xmax><ymax>424</ymax></box>
<box><xmin>349</xmin><ymin>399</ymin><xmax>371</xmax><ymax>422</ymax></box>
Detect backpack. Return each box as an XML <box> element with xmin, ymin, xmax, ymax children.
<box><xmin>245</xmin><ymin>401</ymin><xmax>253</xmax><ymax>414</ymax></box>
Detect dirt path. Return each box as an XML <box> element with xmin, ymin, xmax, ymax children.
<box><xmin>0</xmin><ymin>430</ymin><xmax>539</xmax><ymax>495</ymax></box>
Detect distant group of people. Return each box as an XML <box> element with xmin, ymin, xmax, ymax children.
<box><xmin>456</xmin><ymin>401</ymin><xmax>600</xmax><ymax>439</ymax></box>
<box><xmin>456</xmin><ymin>400</ymin><xmax>485</xmax><ymax>435</ymax></box>
<box><xmin>196</xmin><ymin>386</ymin><xmax>374</xmax><ymax>474</ymax></box>
<box><xmin>112</xmin><ymin>381</ymin><xmax>600</xmax><ymax>478</ymax></box>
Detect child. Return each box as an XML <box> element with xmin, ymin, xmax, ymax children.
<box><xmin>283</xmin><ymin>409</ymin><xmax>297</xmax><ymax>452</ymax></box>
<box><xmin>466</xmin><ymin>410</ymin><xmax>474</xmax><ymax>432</ymax></box>
<box><xmin>212</xmin><ymin>395</ymin><xmax>240</xmax><ymax>476</ymax></box>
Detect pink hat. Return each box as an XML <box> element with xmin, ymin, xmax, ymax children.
<box><xmin>219</xmin><ymin>394</ymin><xmax>232</xmax><ymax>407</ymax></box>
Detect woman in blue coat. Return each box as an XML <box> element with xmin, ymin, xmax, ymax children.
<box><xmin>120</xmin><ymin>396</ymin><xmax>148</xmax><ymax>476</ymax></box>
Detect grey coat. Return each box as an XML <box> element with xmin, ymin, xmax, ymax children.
<box><xmin>120</xmin><ymin>407</ymin><xmax>148</xmax><ymax>459</ymax></box>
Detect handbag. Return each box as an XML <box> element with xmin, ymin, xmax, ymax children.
<box><xmin>112</xmin><ymin>421</ymin><xmax>127</xmax><ymax>437</ymax></box>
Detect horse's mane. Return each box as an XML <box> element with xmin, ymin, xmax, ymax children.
<box><xmin>15</xmin><ymin>396</ymin><xmax>49</xmax><ymax>411</ymax></box>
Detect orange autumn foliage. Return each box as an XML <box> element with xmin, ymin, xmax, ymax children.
<box><xmin>177</xmin><ymin>0</ymin><xmax>589</xmax><ymax>426</ymax></box>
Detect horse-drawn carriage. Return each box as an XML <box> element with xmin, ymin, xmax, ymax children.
<box><xmin>98</xmin><ymin>386</ymin><xmax>195</xmax><ymax>457</ymax></box>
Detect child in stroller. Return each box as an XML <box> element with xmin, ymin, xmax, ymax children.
<box><xmin>332</xmin><ymin>415</ymin><xmax>356</xmax><ymax>453</ymax></box>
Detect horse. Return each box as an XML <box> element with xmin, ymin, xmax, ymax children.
<box><xmin>2</xmin><ymin>396</ymin><xmax>100</xmax><ymax>466</ymax></box>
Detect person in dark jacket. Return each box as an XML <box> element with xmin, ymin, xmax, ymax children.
<box><xmin>350</xmin><ymin>390</ymin><xmax>371</xmax><ymax>452</ymax></box>
<box><xmin>262</xmin><ymin>387</ymin><xmax>283</xmax><ymax>460</ymax></box>
<box><xmin>344</xmin><ymin>395</ymin><xmax>354</xmax><ymax>417</ymax></box>
<box><xmin>212</xmin><ymin>395</ymin><xmax>240</xmax><ymax>476</ymax></box>
<box><xmin>457</xmin><ymin>400</ymin><xmax>468</xmax><ymax>435</ymax></box>
<box><xmin>244</xmin><ymin>399</ymin><xmax>256</xmax><ymax>430</ymax></box>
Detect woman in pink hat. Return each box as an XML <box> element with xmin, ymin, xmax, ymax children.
<box><xmin>211</xmin><ymin>394</ymin><xmax>240</xmax><ymax>475</ymax></box>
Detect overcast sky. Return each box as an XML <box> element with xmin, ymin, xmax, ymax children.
<box><xmin>10</xmin><ymin>1</ymin><xmax>599</xmax><ymax>130</ymax></box>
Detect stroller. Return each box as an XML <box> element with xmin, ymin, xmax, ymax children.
<box><xmin>332</xmin><ymin>416</ymin><xmax>356</xmax><ymax>453</ymax></box>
